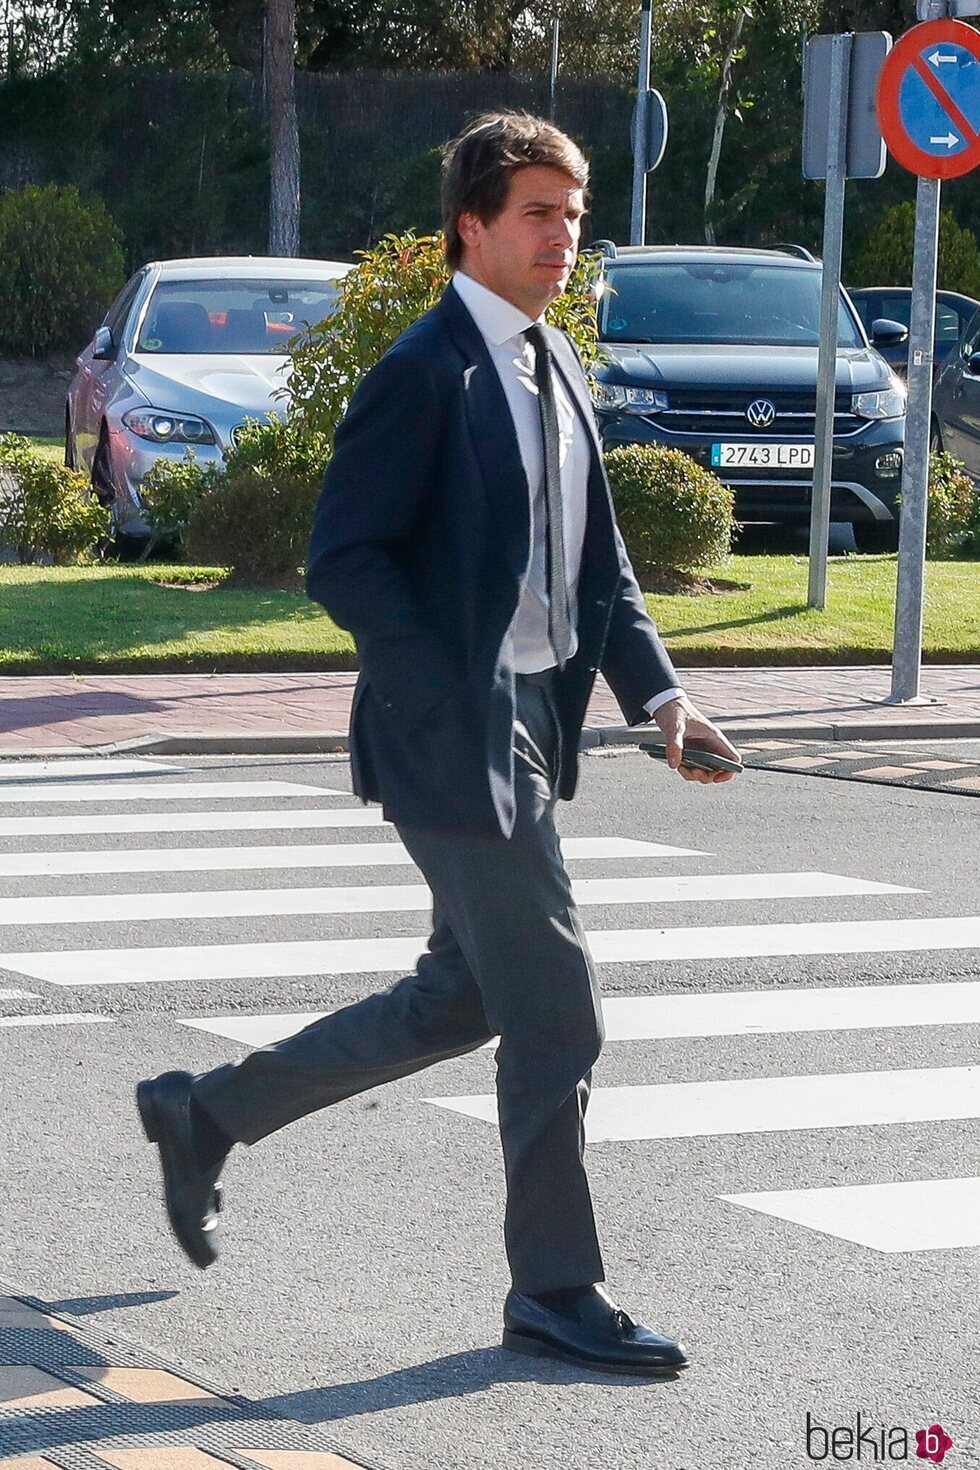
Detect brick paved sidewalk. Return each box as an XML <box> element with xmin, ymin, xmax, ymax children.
<box><xmin>0</xmin><ymin>667</ymin><xmax>979</xmax><ymax>755</ymax></box>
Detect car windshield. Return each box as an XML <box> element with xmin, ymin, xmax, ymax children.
<box><xmin>135</xmin><ymin>277</ymin><xmax>343</xmax><ymax>355</ymax></box>
<box><xmin>598</xmin><ymin>262</ymin><xmax>864</xmax><ymax>349</ymax></box>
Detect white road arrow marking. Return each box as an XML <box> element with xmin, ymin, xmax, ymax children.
<box><xmin>930</xmin><ymin>132</ymin><xmax>959</xmax><ymax>148</ymax></box>
<box><xmin>928</xmin><ymin>50</ymin><xmax>957</xmax><ymax>66</ymax></box>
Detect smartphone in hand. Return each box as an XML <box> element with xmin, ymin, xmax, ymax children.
<box><xmin>641</xmin><ymin>740</ymin><xmax>743</xmax><ymax>775</ymax></box>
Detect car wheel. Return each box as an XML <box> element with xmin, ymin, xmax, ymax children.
<box><xmin>92</xmin><ymin>428</ymin><xmax>146</xmax><ymax>561</ymax></box>
<box><xmin>91</xmin><ymin>428</ymin><xmax>117</xmax><ymax>506</ymax></box>
<box><xmin>930</xmin><ymin>422</ymin><xmax>943</xmax><ymax>456</ymax></box>
<box><xmin>852</xmin><ymin>519</ymin><xmax>899</xmax><ymax>554</ymax></box>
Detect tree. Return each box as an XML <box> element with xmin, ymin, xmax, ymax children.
<box><xmin>851</xmin><ymin>202</ymin><xmax>980</xmax><ymax>297</ymax></box>
<box><xmin>266</xmin><ymin>0</ymin><xmax>300</xmax><ymax>256</ymax></box>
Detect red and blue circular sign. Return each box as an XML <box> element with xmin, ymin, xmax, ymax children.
<box><xmin>876</xmin><ymin>19</ymin><xmax>980</xmax><ymax>179</ymax></box>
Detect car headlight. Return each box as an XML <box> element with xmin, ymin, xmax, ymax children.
<box><xmin>851</xmin><ymin>386</ymin><xmax>905</xmax><ymax>420</ymax></box>
<box><xmin>122</xmin><ymin>408</ymin><xmax>216</xmax><ymax>444</ymax></box>
<box><xmin>590</xmin><ymin>383</ymin><xmax>668</xmax><ymax>413</ymax></box>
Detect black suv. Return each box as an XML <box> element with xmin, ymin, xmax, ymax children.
<box><xmin>591</xmin><ymin>245</ymin><xmax>907</xmax><ymax>552</ymax></box>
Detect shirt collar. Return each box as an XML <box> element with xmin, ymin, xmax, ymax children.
<box><xmin>452</xmin><ymin>270</ymin><xmax>544</xmax><ymax>347</ymax></box>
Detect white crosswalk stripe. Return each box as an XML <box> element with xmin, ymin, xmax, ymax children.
<box><xmin>179</xmin><ymin>978</ymin><xmax>980</xmax><ymax>1047</ymax></box>
<box><xmin>7</xmin><ymin>914</ymin><xmax>980</xmax><ymax>987</ymax></box>
<box><xmin>0</xmin><ymin>836</ymin><xmax>701</xmax><ymax>877</ymax></box>
<box><xmin>0</xmin><ymin>872</ymin><xmax>916</xmax><ymax>927</ymax></box>
<box><xmin>0</xmin><ymin>1014</ymin><xmax>109</xmax><ymax>1029</ymax></box>
<box><xmin>0</xmin><ymin>759</ymin><xmax>185</xmax><ymax>782</ymax></box>
<box><xmin>0</xmin><ymin>780</ymin><xmax>345</xmax><ymax>803</ymax></box>
<box><xmin>425</xmin><ymin>1066</ymin><xmax>980</xmax><ymax>1140</ymax></box>
<box><xmin>0</xmin><ymin>807</ymin><xmax>389</xmax><ymax>837</ymax></box>
<box><xmin>721</xmin><ymin>1178</ymin><xmax>980</xmax><ymax>1253</ymax></box>
<box><xmin>3</xmin><ymin>765</ymin><xmax>980</xmax><ymax>1253</ymax></box>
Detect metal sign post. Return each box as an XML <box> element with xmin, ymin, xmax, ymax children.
<box><xmin>802</xmin><ymin>31</ymin><xmax>890</xmax><ymax>610</ymax></box>
<box><xmin>807</xmin><ymin>32</ymin><xmax>852</xmax><ymax>610</ymax></box>
<box><xmin>891</xmin><ymin>176</ymin><xmax>940</xmax><ymax>700</ymax></box>
<box><xmin>875</xmin><ymin>9</ymin><xmax>980</xmax><ymax>701</ymax></box>
<box><xmin>630</xmin><ymin>0</ymin><xmax>653</xmax><ymax>245</ymax></box>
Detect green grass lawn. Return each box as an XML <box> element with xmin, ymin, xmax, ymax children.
<box><xmin>22</xmin><ymin>435</ymin><xmax>64</xmax><ymax>462</ymax></box>
<box><xmin>0</xmin><ymin>556</ymin><xmax>978</xmax><ymax>674</ymax></box>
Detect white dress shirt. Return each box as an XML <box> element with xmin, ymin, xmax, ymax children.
<box><xmin>452</xmin><ymin>271</ymin><xmax>683</xmax><ymax>716</ymax></box>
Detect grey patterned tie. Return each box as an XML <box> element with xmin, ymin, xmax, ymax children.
<box><xmin>524</xmin><ymin>324</ymin><xmax>573</xmax><ymax>669</ymax></box>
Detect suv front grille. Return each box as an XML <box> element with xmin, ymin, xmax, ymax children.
<box><xmin>648</xmin><ymin>390</ymin><xmax>862</xmax><ymax>437</ymax></box>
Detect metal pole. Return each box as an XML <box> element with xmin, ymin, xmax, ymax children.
<box><xmin>549</xmin><ymin>15</ymin><xmax>560</xmax><ymax>121</ymax></box>
<box><xmin>890</xmin><ymin>174</ymin><xmax>940</xmax><ymax>701</ymax></box>
<box><xmin>807</xmin><ymin>31</ymin><xmax>852</xmax><ymax>609</ymax></box>
<box><xmin>630</xmin><ymin>0</ymin><xmax>652</xmax><ymax>245</ymax></box>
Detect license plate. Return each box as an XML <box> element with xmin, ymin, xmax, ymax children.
<box><xmin>711</xmin><ymin>442</ymin><xmax>815</xmax><ymax>469</ymax></box>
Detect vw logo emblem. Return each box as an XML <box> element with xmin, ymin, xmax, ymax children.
<box><xmin>746</xmin><ymin>399</ymin><xmax>776</xmax><ymax>428</ymax></box>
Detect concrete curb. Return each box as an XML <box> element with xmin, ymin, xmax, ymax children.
<box><xmin>4</xmin><ymin>717</ymin><xmax>980</xmax><ymax>760</ymax></box>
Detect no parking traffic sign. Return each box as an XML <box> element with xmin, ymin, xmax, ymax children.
<box><xmin>876</xmin><ymin>18</ymin><xmax>980</xmax><ymax>177</ymax></box>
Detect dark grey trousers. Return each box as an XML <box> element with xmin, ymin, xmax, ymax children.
<box><xmin>194</xmin><ymin>669</ymin><xmax>606</xmax><ymax>1293</ymax></box>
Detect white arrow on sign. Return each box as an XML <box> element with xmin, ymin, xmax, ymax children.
<box><xmin>930</xmin><ymin>131</ymin><xmax>960</xmax><ymax>148</ymax></box>
<box><xmin>928</xmin><ymin>49</ymin><xmax>957</xmax><ymax>65</ymax></box>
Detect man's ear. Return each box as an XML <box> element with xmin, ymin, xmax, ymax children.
<box><xmin>457</xmin><ymin>211</ymin><xmax>481</xmax><ymax>251</ymax></box>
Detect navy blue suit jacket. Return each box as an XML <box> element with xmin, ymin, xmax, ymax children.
<box><xmin>306</xmin><ymin>280</ymin><xmax>680</xmax><ymax>837</ymax></box>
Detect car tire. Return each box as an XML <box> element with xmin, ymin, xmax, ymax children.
<box><xmin>64</xmin><ymin>406</ymin><xmax>75</xmax><ymax>470</ymax></box>
<box><xmin>852</xmin><ymin>519</ymin><xmax>899</xmax><ymax>554</ymax></box>
<box><xmin>92</xmin><ymin>428</ymin><xmax>147</xmax><ymax>562</ymax></box>
<box><xmin>930</xmin><ymin>422</ymin><xmax>943</xmax><ymax>456</ymax></box>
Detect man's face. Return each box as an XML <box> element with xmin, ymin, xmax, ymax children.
<box><xmin>457</xmin><ymin>164</ymin><xmax>587</xmax><ymax>316</ymax></box>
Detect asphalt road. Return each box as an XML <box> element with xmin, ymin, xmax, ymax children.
<box><xmin>0</xmin><ymin>749</ymin><xmax>977</xmax><ymax>1470</ymax></box>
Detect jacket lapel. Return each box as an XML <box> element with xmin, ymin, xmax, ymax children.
<box><xmin>438</xmin><ymin>283</ymin><xmax>531</xmax><ymax>578</ymax></box>
<box><xmin>546</xmin><ymin>329</ymin><xmax>605</xmax><ymax>465</ymax></box>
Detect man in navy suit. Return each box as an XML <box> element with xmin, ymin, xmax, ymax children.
<box><xmin>137</xmin><ymin>110</ymin><xmax>741</xmax><ymax>1377</ymax></box>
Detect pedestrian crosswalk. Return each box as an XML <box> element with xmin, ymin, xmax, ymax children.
<box><xmin>1</xmin><ymin>755</ymin><xmax>979</xmax><ymax>1259</ymax></box>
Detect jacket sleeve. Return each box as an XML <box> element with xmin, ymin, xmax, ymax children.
<box><xmin>599</xmin><ymin>522</ymin><xmax>681</xmax><ymax>725</ymax></box>
<box><xmin>305</xmin><ymin>340</ymin><xmax>461</xmax><ymax>725</ymax></box>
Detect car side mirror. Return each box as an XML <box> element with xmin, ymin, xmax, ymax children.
<box><xmin>871</xmin><ymin>318</ymin><xmax>908</xmax><ymax>346</ymax></box>
<box><xmin>965</xmin><ymin>350</ymin><xmax>980</xmax><ymax>376</ymax></box>
<box><xmin>92</xmin><ymin>326</ymin><xmax>115</xmax><ymax>360</ymax></box>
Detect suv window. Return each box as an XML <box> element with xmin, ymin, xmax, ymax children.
<box><xmin>599</xmin><ymin>261</ymin><xmax>864</xmax><ymax>349</ymax></box>
<box><xmin>962</xmin><ymin>308</ymin><xmax>980</xmax><ymax>358</ymax></box>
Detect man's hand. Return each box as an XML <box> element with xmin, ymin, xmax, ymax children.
<box><xmin>652</xmin><ymin>695</ymin><xmax>742</xmax><ymax>784</ymax></box>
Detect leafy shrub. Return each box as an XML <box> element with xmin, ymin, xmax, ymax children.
<box><xmin>184</xmin><ymin>466</ymin><xmax>320</xmax><ymax>588</ymax></box>
<box><xmin>0</xmin><ymin>184</ymin><xmax>125</xmax><ymax>356</ymax></box>
<box><xmin>851</xmin><ymin>203</ymin><xmax>980</xmax><ymax>298</ymax></box>
<box><xmin>604</xmin><ymin>444</ymin><xmax>735</xmax><ymax>574</ymax></box>
<box><xmin>927</xmin><ymin>450</ymin><xmax>980</xmax><ymax>559</ymax></box>
<box><xmin>285</xmin><ymin>229</ymin><xmax>603</xmax><ymax>448</ymax></box>
<box><xmin>138</xmin><ymin>417</ymin><xmax>326</xmax><ymax>586</ymax></box>
<box><xmin>139</xmin><ymin>451</ymin><xmax>207</xmax><ymax>539</ymax></box>
<box><xmin>0</xmin><ymin>433</ymin><xmax>110</xmax><ymax>562</ymax></box>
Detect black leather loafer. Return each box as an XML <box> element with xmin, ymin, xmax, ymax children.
<box><xmin>136</xmin><ymin>1070</ymin><xmax>225</xmax><ymax>1270</ymax></box>
<box><xmin>502</xmin><ymin>1285</ymin><xmax>688</xmax><ymax>1376</ymax></box>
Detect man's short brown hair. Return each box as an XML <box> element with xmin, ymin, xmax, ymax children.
<box><xmin>441</xmin><ymin>110</ymin><xmax>590</xmax><ymax>271</ymax></box>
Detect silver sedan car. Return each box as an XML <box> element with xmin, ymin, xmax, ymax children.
<box><xmin>67</xmin><ymin>255</ymin><xmax>352</xmax><ymax>549</ymax></box>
